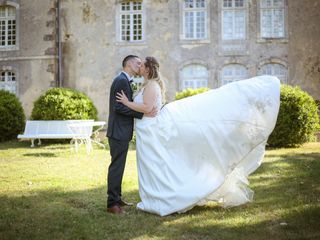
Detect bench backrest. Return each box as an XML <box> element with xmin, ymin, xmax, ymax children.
<box><xmin>23</xmin><ymin>120</ymin><xmax>94</xmax><ymax>136</ymax></box>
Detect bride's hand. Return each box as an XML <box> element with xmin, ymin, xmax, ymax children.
<box><xmin>116</xmin><ymin>90</ymin><xmax>129</xmax><ymax>105</ymax></box>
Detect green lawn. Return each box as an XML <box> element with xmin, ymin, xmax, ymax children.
<box><xmin>0</xmin><ymin>141</ymin><xmax>319</xmax><ymax>240</ymax></box>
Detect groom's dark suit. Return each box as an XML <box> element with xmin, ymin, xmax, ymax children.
<box><xmin>107</xmin><ymin>72</ymin><xmax>143</xmax><ymax>208</ymax></box>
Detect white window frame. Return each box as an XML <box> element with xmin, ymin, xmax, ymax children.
<box><xmin>220</xmin><ymin>63</ymin><xmax>248</xmax><ymax>86</ymax></box>
<box><xmin>260</xmin><ymin>0</ymin><xmax>285</xmax><ymax>39</ymax></box>
<box><xmin>258</xmin><ymin>63</ymin><xmax>288</xmax><ymax>84</ymax></box>
<box><xmin>118</xmin><ymin>1</ymin><xmax>145</xmax><ymax>43</ymax></box>
<box><xmin>181</xmin><ymin>0</ymin><xmax>209</xmax><ymax>41</ymax></box>
<box><xmin>0</xmin><ymin>69</ymin><xmax>17</xmax><ymax>94</ymax></box>
<box><xmin>221</xmin><ymin>0</ymin><xmax>247</xmax><ymax>40</ymax></box>
<box><xmin>0</xmin><ymin>2</ymin><xmax>19</xmax><ymax>51</ymax></box>
<box><xmin>180</xmin><ymin>64</ymin><xmax>209</xmax><ymax>90</ymax></box>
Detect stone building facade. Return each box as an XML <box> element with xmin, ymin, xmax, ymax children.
<box><xmin>0</xmin><ymin>0</ymin><xmax>319</xmax><ymax>121</ymax></box>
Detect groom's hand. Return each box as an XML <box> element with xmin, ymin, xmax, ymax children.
<box><xmin>144</xmin><ymin>106</ymin><xmax>158</xmax><ymax>118</ymax></box>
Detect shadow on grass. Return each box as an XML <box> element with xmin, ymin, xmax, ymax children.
<box><xmin>1</xmin><ymin>187</ymin><xmax>319</xmax><ymax>240</ymax></box>
<box><xmin>0</xmin><ymin>140</ymin><xmax>32</xmax><ymax>150</ymax></box>
<box><xmin>252</xmin><ymin>152</ymin><xmax>320</xmax><ymax>202</ymax></box>
<box><xmin>22</xmin><ymin>153</ymin><xmax>58</xmax><ymax>158</ymax></box>
<box><xmin>1</xmin><ymin>140</ymin><xmax>109</xmax><ymax>152</ymax></box>
<box><xmin>0</xmin><ymin>140</ymin><xmax>71</xmax><ymax>150</ymax></box>
<box><xmin>0</xmin><ymin>152</ymin><xmax>319</xmax><ymax>240</ymax></box>
<box><xmin>167</xmin><ymin>205</ymin><xmax>320</xmax><ymax>240</ymax></box>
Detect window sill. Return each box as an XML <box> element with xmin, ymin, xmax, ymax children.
<box><xmin>114</xmin><ymin>41</ymin><xmax>147</xmax><ymax>47</ymax></box>
<box><xmin>179</xmin><ymin>39</ymin><xmax>211</xmax><ymax>45</ymax></box>
<box><xmin>256</xmin><ymin>38</ymin><xmax>288</xmax><ymax>44</ymax></box>
<box><xmin>0</xmin><ymin>46</ymin><xmax>19</xmax><ymax>51</ymax></box>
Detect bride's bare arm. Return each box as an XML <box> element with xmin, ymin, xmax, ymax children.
<box><xmin>116</xmin><ymin>83</ymin><xmax>158</xmax><ymax>114</ymax></box>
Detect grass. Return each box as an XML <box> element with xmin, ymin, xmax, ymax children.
<box><xmin>0</xmin><ymin>140</ymin><xmax>319</xmax><ymax>240</ymax></box>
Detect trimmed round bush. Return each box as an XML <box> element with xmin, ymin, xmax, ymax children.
<box><xmin>175</xmin><ymin>87</ymin><xmax>209</xmax><ymax>100</ymax></box>
<box><xmin>0</xmin><ymin>90</ymin><xmax>26</xmax><ymax>142</ymax></box>
<box><xmin>31</xmin><ymin>88</ymin><xmax>98</xmax><ymax>120</ymax></box>
<box><xmin>268</xmin><ymin>85</ymin><xmax>319</xmax><ymax>147</ymax></box>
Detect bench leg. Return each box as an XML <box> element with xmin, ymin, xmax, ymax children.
<box><xmin>70</xmin><ymin>139</ymin><xmax>77</xmax><ymax>153</ymax></box>
<box><xmin>85</xmin><ymin>138</ymin><xmax>93</xmax><ymax>154</ymax></box>
<box><xmin>31</xmin><ymin>139</ymin><xmax>35</xmax><ymax>147</ymax></box>
<box><xmin>70</xmin><ymin>138</ymin><xmax>93</xmax><ymax>154</ymax></box>
<box><xmin>74</xmin><ymin>139</ymin><xmax>80</xmax><ymax>153</ymax></box>
<box><xmin>38</xmin><ymin>139</ymin><xmax>42</xmax><ymax>146</ymax></box>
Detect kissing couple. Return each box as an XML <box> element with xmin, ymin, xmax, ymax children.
<box><xmin>106</xmin><ymin>55</ymin><xmax>280</xmax><ymax>216</ymax></box>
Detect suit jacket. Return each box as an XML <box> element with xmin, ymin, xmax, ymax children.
<box><xmin>107</xmin><ymin>72</ymin><xmax>143</xmax><ymax>141</ymax></box>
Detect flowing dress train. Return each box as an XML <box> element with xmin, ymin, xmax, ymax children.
<box><xmin>134</xmin><ymin>75</ymin><xmax>280</xmax><ymax>216</ymax></box>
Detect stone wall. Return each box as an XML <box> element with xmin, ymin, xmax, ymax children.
<box><xmin>288</xmin><ymin>0</ymin><xmax>320</xmax><ymax>99</ymax></box>
<box><xmin>0</xmin><ymin>0</ymin><xmax>56</xmax><ymax>116</ymax></box>
<box><xmin>61</xmin><ymin>0</ymin><xmax>296</xmax><ymax>120</ymax></box>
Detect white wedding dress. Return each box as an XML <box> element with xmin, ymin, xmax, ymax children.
<box><xmin>134</xmin><ymin>75</ymin><xmax>280</xmax><ymax>216</ymax></box>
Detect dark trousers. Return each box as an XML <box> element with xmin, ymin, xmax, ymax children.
<box><xmin>107</xmin><ymin>137</ymin><xmax>129</xmax><ymax>208</ymax></box>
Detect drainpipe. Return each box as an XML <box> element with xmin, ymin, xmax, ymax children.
<box><xmin>57</xmin><ymin>0</ymin><xmax>62</xmax><ymax>87</ymax></box>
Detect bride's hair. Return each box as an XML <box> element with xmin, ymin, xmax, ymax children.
<box><xmin>142</xmin><ymin>56</ymin><xmax>166</xmax><ymax>103</ymax></box>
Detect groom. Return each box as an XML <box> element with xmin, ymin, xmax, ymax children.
<box><xmin>106</xmin><ymin>55</ymin><xmax>144</xmax><ymax>214</ymax></box>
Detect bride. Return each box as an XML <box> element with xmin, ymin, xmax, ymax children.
<box><xmin>116</xmin><ymin>56</ymin><xmax>280</xmax><ymax>216</ymax></box>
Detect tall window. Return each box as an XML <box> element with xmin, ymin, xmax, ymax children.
<box><xmin>0</xmin><ymin>6</ymin><xmax>16</xmax><ymax>48</ymax></box>
<box><xmin>222</xmin><ymin>0</ymin><xmax>246</xmax><ymax>40</ymax></box>
<box><xmin>180</xmin><ymin>64</ymin><xmax>208</xmax><ymax>90</ymax></box>
<box><xmin>183</xmin><ymin>0</ymin><xmax>207</xmax><ymax>40</ymax></box>
<box><xmin>120</xmin><ymin>1</ymin><xmax>143</xmax><ymax>42</ymax></box>
<box><xmin>258</xmin><ymin>63</ymin><xmax>287</xmax><ymax>83</ymax></box>
<box><xmin>0</xmin><ymin>70</ymin><xmax>16</xmax><ymax>94</ymax></box>
<box><xmin>220</xmin><ymin>64</ymin><xmax>248</xmax><ymax>85</ymax></box>
<box><xmin>260</xmin><ymin>0</ymin><xmax>285</xmax><ymax>38</ymax></box>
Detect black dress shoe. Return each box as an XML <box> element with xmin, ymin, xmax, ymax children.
<box><xmin>119</xmin><ymin>199</ymin><xmax>133</xmax><ymax>206</ymax></box>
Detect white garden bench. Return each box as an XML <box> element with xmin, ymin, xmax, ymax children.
<box><xmin>17</xmin><ymin>120</ymin><xmax>106</xmax><ymax>153</ymax></box>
